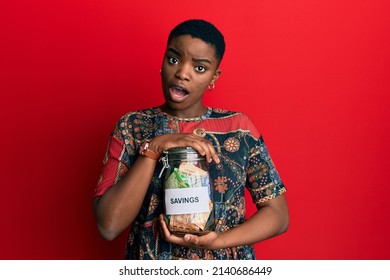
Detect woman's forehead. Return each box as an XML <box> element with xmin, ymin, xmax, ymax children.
<box><xmin>166</xmin><ymin>35</ymin><xmax>217</xmax><ymax>61</ymax></box>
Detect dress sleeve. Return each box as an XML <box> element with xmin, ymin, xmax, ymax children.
<box><xmin>94</xmin><ymin>116</ymin><xmax>136</xmax><ymax>197</ymax></box>
<box><xmin>245</xmin><ymin>135</ymin><xmax>286</xmax><ymax>208</ymax></box>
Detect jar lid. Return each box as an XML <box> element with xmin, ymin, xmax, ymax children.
<box><xmin>165</xmin><ymin>147</ymin><xmax>204</xmax><ymax>160</ymax></box>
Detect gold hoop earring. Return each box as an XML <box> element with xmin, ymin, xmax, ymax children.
<box><xmin>208</xmin><ymin>83</ymin><xmax>215</xmax><ymax>91</ymax></box>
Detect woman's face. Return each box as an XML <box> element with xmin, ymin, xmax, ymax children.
<box><xmin>161</xmin><ymin>35</ymin><xmax>221</xmax><ymax>118</ymax></box>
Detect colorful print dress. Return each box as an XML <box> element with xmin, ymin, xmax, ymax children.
<box><xmin>94</xmin><ymin>107</ymin><xmax>286</xmax><ymax>260</ymax></box>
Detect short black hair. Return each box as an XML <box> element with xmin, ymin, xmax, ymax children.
<box><xmin>167</xmin><ymin>19</ymin><xmax>225</xmax><ymax>63</ymax></box>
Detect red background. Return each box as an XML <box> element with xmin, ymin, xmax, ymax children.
<box><xmin>1</xmin><ymin>0</ymin><xmax>389</xmax><ymax>259</ymax></box>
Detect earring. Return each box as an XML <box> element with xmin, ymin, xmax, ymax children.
<box><xmin>160</xmin><ymin>69</ymin><xmax>162</xmax><ymax>75</ymax></box>
<box><xmin>208</xmin><ymin>83</ymin><xmax>215</xmax><ymax>91</ymax></box>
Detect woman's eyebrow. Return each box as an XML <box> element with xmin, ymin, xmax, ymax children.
<box><xmin>167</xmin><ymin>47</ymin><xmax>212</xmax><ymax>65</ymax></box>
<box><xmin>167</xmin><ymin>48</ymin><xmax>181</xmax><ymax>56</ymax></box>
<box><xmin>192</xmin><ymin>58</ymin><xmax>211</xmax><ymax>65</ymax></box>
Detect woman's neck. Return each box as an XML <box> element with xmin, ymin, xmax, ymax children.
<box><xmin>159</xmin><ymin>104</ymin><xmax>208</xmax><ymax>119</ymax></box>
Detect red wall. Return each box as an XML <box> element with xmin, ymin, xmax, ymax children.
<box><xmin>1</xmin><ymin>0</ymin><xmax>389</xmax><ymax>259</ymax></box>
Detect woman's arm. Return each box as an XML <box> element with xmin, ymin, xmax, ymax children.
<box><xmin>159</xmin><ymin>193</ymin><xmax>289</xmax><ymax>249</ymax></box>
<box><xmin>93</xmin><ymin>155</ymin><xmax>157</xmax><ymax>241</ymax></box>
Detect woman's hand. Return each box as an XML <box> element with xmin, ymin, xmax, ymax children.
<box><xmin>150</xmin><ymin>133</ymin><xmax>220</xmax><ymax>164</ymax></box>
<box><xmin>159</xmin><ymin>214</ymin><xmax>225</xmax><ymax>250</ymax></box>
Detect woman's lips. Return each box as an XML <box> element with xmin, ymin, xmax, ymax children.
<box><xmin>169</xmin><ymin>86</ymin><xmax>189</xmax><ymax>102</ymax></box>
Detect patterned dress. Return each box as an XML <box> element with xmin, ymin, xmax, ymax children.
<box><xmin>95</xmin><ymin>107</ymin><xmax>286</xmax><ymax>260</ymax></box>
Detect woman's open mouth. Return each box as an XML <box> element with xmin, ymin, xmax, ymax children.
<box><xmin>169</xmin><ymin>86</ymin><xmax>189</xmax><ymax>102</ymax></box>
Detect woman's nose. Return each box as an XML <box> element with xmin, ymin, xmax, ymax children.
<box><xmin>175</xmin><ymin>64</ymin><xmax>191</xmax><ymax>81</ymax></box>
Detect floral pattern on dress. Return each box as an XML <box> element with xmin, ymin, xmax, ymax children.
<box><xmin>147</xmin><ymin>194</ymin><xmax>159</xmax><ymax>214</ymax></box>
<box><xmin>223</xmin><ymin>137</ymin><xmax>240</xmax><ymax>152</ymax></box>
<box><xmin>214</xmin><ymin>176</ymin><xmax>228</xmax><ymax>193</ymax></box>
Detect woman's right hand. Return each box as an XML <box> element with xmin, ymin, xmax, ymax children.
<box><xmin>150</xmin><ymin>133</ymin><xmax>220</xmax><ymax>164</ymax></box>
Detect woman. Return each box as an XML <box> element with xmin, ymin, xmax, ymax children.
<box><xmin>93</xmin><ymin>19</ymin><xmax>289</xmax><ymax>260</ymax></box>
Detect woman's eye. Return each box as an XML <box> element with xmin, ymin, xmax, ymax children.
<box><xmin>168</xmin><ymin>57</ymin><xmax>179</xmax><ymax>64</ymax></box>
<box><xmin>195</xmin><ymin>66</ymin><xmax>206</xmax><ymax>73</ymax></box>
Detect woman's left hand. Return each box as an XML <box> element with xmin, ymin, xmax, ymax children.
<box><xmin>159</xmin><ymin>214</ymin><xmax>224</xmax><ymax>250</ymax></box>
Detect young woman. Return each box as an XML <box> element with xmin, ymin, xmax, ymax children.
<box><xmin>93</xmin><ymin>19</ymin><xmax>289</xmax><ymax>260</ymax></box>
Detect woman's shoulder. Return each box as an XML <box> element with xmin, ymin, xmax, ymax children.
<box><xmin>119</xmin><ymin>107</ymin><xmax>159</xmax><ymax>122</ymax></box>
<box><xmin>209</xmin><ymin>107</ymin><xmax>252</xmax><ymax>121</ymax></box>
<box><xmin>111</xmin><ymin>107</ymin><xmax>158</xmax><ymax>138</ymax></box>
<box><xmin>209</xmin><ymin>107</ymin><xmax>260</xmax><ymax>137</ymax></box>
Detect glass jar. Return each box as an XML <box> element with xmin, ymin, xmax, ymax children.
<box><xmin>161</xmin><ymin>147</ymin><xmax>214</xmax><ymax>236</ymax></box>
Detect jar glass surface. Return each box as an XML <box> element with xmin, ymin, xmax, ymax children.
<box><xmin>162</xmin><ymin>147</ymin><xmax>214</xmax><ymax>236</ymax></box>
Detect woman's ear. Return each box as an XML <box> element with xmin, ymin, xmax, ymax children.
<box><xmin>208</xmin><ymin>70</ymin><xmax>222</xmax><ymax>91</ymax></box>
<box><xmin>211</xmin><ymin>69</ymin><xmax>222</xmax><ymax>84</ymax></box>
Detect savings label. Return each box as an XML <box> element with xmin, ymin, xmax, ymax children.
<box><xmin>165</xmin><ymin>187</ymin><xmax>209</xmax><ymax>215</ymax></box>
